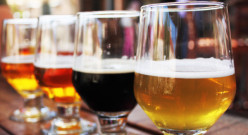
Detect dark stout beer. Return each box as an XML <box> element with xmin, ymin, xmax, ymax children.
<box><xmin>72</xmin><ymin>70</ymin><xmax>136</xmax><ymax>112</ymax></box>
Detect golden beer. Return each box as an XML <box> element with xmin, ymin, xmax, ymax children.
<box><xmin>1</xmin><ymin>56</ymin><xmax>41</xmax><ymax>98</ymax></box>
<box><xmin>134</xmin><ymin>59</ymin><xmax>236</xmax><ymax>131</ymax></box>
<box><xmin>35</xmin><ymin>66</ymin><xmax>80</xmax><ymax>103</ymax></box>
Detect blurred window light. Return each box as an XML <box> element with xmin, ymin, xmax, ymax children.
<box><xmin>6</xmin><ymin>0</ymin><xmax>79</xmax><ymax>18</ymax></box>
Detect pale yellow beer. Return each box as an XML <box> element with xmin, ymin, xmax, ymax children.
<box><xmin>134</xmin><ymin>59</ymin><xmax>236</xmax><ymax>131</ymax></box>
<box><xmin>1</xmin><ymin>55</ymin><xmax>42</xmax><ymax>98</ymax></box>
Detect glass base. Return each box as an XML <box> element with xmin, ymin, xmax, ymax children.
<box><xmin>91</xmin><ymin>131</ymin><xmax>133</xmax><ymax>135</ymax></box>
<box><xmin>160</xmin><ymin>128</ymin><xmax>207</xmax><ymax>135</ymax></box>
<box><xmin>10</xmin><ymin>106</ymin><xmax>56</xmax><ymax>123</ymax></box>
<box><xmin>90</xmin><ymin>130</ymin><xmax>141</xmax><ymax>135</ymax></box>
<box><xmin>97</xmin><ymin>111</ymin><xmax>129</xmax><ymax>134</ymax></box>
<box><xmin>41</xmin><ymin>118</ymin><xmax>97</xmax><ymax>135</ymax></box>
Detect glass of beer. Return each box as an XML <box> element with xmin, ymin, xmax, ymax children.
<box><xmin>72</xmin><ymin>11</ymin><xmax>139</xmax><ymax>134</ymax></box>
<box><xmin>1</xmin><ymin>18</ymin><xmax>55</xmax><ymax>122</ymax></box>
<box><xmin>34</xmin><ymin>15</ymin><xmax>96</xmax><ymax>134</ymax></box>
<box><xmin>134</xmin><ymin>2</ymin><xmax>236</xmax><ymax>135</ymax></box>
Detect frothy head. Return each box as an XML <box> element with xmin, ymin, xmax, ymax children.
<box><xmin>34</xmin><ymin>55</ymin><xmax>73</xmax><ymax>69</ymax></box>
<box><xmin>73</xmin><ymin>58</ymin><xmax>135</xmax><ymax>74</ymax></box>
<box><xmin>1</xmin><ymin>55</ymin><xmax>34</xmax><ymax>64</ymax></box>
<box><xmin>135</xmin><ymin>58</ymin><xmax>234</xmax><ymax>79</ymax></box>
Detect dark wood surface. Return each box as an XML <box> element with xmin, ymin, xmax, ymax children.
<box><xmin>0</xmin><ymin>75</ymin><xmax>248</xmax><ymax>135</ymax></box>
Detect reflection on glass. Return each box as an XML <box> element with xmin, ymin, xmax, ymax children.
<box><xmin>134</xmin><ymin>2</ymin><xmax>236</xmax><ymax>135</ymax></box>
<box><xmin>73</xmin><ymin>11</ymin><xmax>139</xmax><ymax>134</ymax></box>
<box><xmin>1</xmin><ymin>18</ymin><xmax>55</xmax><ymax>122</ymax></box>
<box><xmin>34</xmin><ymin>15</ymin><xmax>96</xmax><ymax>134</ymax></box>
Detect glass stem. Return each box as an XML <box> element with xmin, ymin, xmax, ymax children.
<box><xmin>57</xmin><ymin>102</ymin><xmax>80</xmax><ymax>118</ymax></box>
<box><xmin>23</xmin><ymin>95</ymin><xmax>44</xmax><ymax>109</ymax></box>
<box><xmin>98</xmin><ymin>114</ymin><xmax>128</xmax><ymax>134</ymax></box>
<box><xmin>16</xmin><ymin>94</ymin><xmax>51</xmax><ymax>122</ymax></box>
<box><xmin>52</xmin><ymin>102</ymin><xmax>82</xmax><ymax>132</ymax></box>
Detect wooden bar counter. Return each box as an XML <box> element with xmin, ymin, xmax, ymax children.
<box><xmin>0</xmin><ymin>75</ymin><xmax>247</xmax><ymax>135</ymax></box>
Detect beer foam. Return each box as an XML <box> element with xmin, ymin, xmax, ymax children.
<box><xmin>34</xmin><ymin>55</ymin><xmax>73</xmax><ymax>69</ymax></box>
<box><xmin>73</xmin><ymin>58</ymin><xmax>135</xmax><ymax>74</ymax></box>
<box><xmin>1</xmin><ymin>55</ymin><xmax>34</xmax><ymax>64</ymax></box>
<box><xmin>135</xmin><ymin>58</ymin><xmax>235</xmax><ymax>79</ymax></box>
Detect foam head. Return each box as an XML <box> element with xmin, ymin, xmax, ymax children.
<box><xmin>135</xmin><ymin>58</ymin><xmax>235</xmax><ymax>78</ymax></box>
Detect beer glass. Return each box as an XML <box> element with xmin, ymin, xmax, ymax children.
<box><xmin>73</xmin><ymin>11</ymin><xmax>139</xmax><ymax>134</ymax></box>
<box><xmin>134</xmin><ymin>2</ymin><xmax>236</xmax><ymax>135</ymax></box>
<box><xmin>1</xmin><ymin>18</ymin><xmax>54</xmax><ymax>122</ymax></box>
<box><xmin>34</xmin><ymin>15</ymin><xmax>96</xmax><ymax>134</ymax></box>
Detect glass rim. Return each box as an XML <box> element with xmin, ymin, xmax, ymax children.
<box><xmin>77</xmin><ymin>10</ymin><xmax>140</xmax><ymax>18</ymax></box>
<box><xmin>4</xmin><ymin>18</ymin><xmax>37</xmax><ymax>24</ymax></box>
<box><xmin>38</xmin><ymin>15</ymin><xmax>75</xmax><ymax>21</ymax></box>
<box><xmin>141</xmin><ymin>1</ymin><xmax>225</xmax><ymax>12</ymax></box>
<box><xmin>38</xmin><ymin>15</ymin><xmax>75</xmax><ymax>23</ymax></box>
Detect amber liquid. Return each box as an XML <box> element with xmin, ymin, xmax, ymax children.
<box><xmin>134</xmin><ymin>73</ymin><xmax>236</xmax><ymax>131</ymax></box>
<box><xmin>35</xmin><ymin>67</ymin><xmax>80</xmax><ymax>103</ymax></box>
<box><xmin>1</xmin><ymin>56</ymin><xmax>41</xmax><ymax>98</ymax></box>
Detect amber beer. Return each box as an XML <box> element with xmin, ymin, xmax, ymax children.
<box><xmin>134</xmin><ymin>59</ymin><xmax>236</xmax><ymax>131</ymax></box>
<box><xmin>34</xmin><ymin>62</ymin><xmax>80</xmax><ymax>103</ymax></box>
<box><xmin>1</xmin><ymin>55</ymin><xmax>41</xmax><ymax>98</ymax></box>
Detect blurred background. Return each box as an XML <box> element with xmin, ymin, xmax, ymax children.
<box><xmin>2</xmin><ymin>0</ymin><xmax>248</xmax><ymax>114</ymax></box>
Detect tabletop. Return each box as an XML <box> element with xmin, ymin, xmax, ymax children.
<box><xmin>0</xmin><ymin>75</ymin><xmax>248</xmax><ymax>135</ymax></box>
